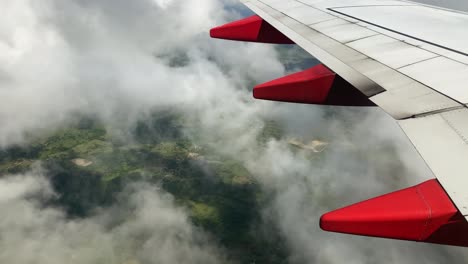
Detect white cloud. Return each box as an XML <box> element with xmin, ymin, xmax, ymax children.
<box><xmin>0</xmin><ymin>169</ymin><xmax>228</xmax><ymax>264</ymax></box>
<box><xmin>1</xmin><ymin>0</ymin><xmax>468</xmax><ymax>262</ymax></box>
<box><xmin>240</xmin><ymin>108</ymin><xmax>468</xmax><ymax>263</ymax></box>
<box><xmin>0</xmin><ymin>0</ymin><xmax>284</xmax><ymax>146</ymax></box>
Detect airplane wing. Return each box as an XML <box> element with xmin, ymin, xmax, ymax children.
<box><xmin>210</xmin><ymin>0</ymin><xmax>468</xmax><ymax>247</ymax></box>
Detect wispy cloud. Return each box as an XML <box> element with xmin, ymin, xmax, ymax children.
<box><xmin>0</xmin><ymin>0</ymin><xmax>284</xmax><ymax>146</ymax></box>
<box><xmin>1</xmin><ymin>0</ymin><xmax>468</xmax><ymax>263</ymax></box>
<box><xmin>0</xmin><ymin>168</ymin><xmax>229</xmax><ymax>264</ymax></box>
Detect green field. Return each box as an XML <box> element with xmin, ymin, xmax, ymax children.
<box><xmin>0</xmin><ymin>112</ymin><xmax>288</xmax><ymax>263</ymax></box>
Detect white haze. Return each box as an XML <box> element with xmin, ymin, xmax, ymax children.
<box><xmin>1</xmin><ymin>0</ymin><xmax>468</xmax><ymax>263</ymax></box>
<box><xmin>0</xmin><ymin>168</ymin><xmax>228</xmax><ymax>264</ymax></box>
<box><xmin>0</xmin><ymin>0</ymin><xmax>284</xmax><ymax>146</ymax></box>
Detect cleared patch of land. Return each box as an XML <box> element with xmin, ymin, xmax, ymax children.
<box><xmin>72</xmin><ymin>158</ymin><xmax>93</xmax><ymax>167</ymax></box>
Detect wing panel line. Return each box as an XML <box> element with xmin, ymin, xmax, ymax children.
<box><xmin>329</xmin><ymin>8</ymin><xmax>468</xmax><ymax>58</ymax></box>
<box><xmin>245</xmin><ymin>0</ymin><xmax>464</xmax><ymax>119</ymax></box>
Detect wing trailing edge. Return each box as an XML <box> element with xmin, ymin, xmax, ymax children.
<box><xmin>321</xmin><ymin>179</ymin><xmax>468</xmax><ymax>247</ymax></box>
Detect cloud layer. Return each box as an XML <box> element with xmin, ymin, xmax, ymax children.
<box><xmin>0</xmin><ymin>0</ymin><xmax>284</xmax><ymax>146</ymax></box>
<box><xmin>0</xmin><ymin>168</ymin><xmax>229</xmax><ymax>264</ymax></box>
<box><xmin>2</xmin><ymin>0</ymin><xmax>468</xmax><ymax>263</ymax></box>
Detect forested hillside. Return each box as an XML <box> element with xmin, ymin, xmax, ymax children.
<box><xmin>0</xmin><ymin>112</ymin><xmax>290</xmax><ymax>263</ymax></box>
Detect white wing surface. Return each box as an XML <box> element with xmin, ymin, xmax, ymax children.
<box><xmin>211</xmin><ymin>0</ymin><xmax>468</xmax><ymax>246</ymax></box>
